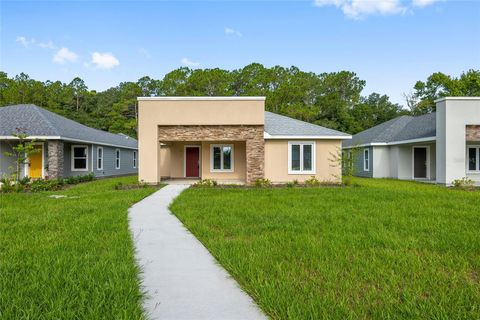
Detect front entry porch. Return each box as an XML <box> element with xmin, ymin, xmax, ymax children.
<box><xmin>159</xmin><ymin>141</ymin><xmax>248</xmax><ymax>183</ymax></box>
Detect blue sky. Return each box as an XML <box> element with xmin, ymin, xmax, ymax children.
<box><xmin>1</xmin><ymin>0</ymin><xmax>479</xmax><ymax>105</ymax></box>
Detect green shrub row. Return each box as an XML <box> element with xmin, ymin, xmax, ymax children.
<box><xmin>0</xmin><ymin>173</ymin><xmax>95</xmax><ymax>193</ymax></box>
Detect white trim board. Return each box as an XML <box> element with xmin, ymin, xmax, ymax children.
<box><xmin>137</xmin><ymin>96</ymin><xmax>266</xmax><ymax>101</ymax></box>
<box><xmin>264</xmin><ymin>132</ymin><xmax>351</xmax><ymax>140</ymax></box>
<box><xmin>343</xmin><ymin>137</ymin><xmax>436</xmax><ymax>149</ymax></box>
<box><xmin>0</xmin><ymin>136</ymin><xmax>137</xmax><ymax>150</ymax></box>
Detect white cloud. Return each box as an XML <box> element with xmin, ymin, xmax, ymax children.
<box><xmin>225</xmin><ymin>27</ymin><xmax>242</xmax><ymax>37</ymax></box>
<box><xmin>16</xmin><ymin>36</ymin><xmax>35</xmax><ymax>47</ymax></box>
<box><xmin>314</xmin><ymin>0</ymin><xmax>406</xmax><ymax>19</ymax></box>
<box><xmin>412</xmin><ymin>0</ymin><xmax>441</xmax><ymax>7</ymax></box>
<box><xmin>53</xmin><ymin>47</ymin><xmax>78</xmax><ymax>64</ymax></box>
<box><xmin>91</xmin><ymin>52</ymin><xmax>120</xmax><ymax>69</ymax></box>
<box><xmin>181</xmin><ymin>57</ymin><xmax>200</xmax><ymax>67</ymax></box>
<box><xmin>38</xmin><ymin>41</ymin><xmax>56</xmax><ymax>49</ymax></box>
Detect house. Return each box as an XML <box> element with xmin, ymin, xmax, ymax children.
<box><xmin>342</xmin><ymin>97</ymin><xmax>480</xmax><ymax>185</ymax></box>
<box><xmin>137</xmin><ymin>97</ymin><xmax>351</xmax><ymax>184</ymax></box>
<box><xmin>0</xmin><ymin>104</ymin><xmax>138</xmax><ymax>179</ymax></box>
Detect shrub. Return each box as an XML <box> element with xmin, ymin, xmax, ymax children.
<box><xmin>342</xmin><ymin>175</ymin><xmax>353</xmax><ymax>186</ymax></box>
<box><xmin>114</xmin><ymin>182</ymin><xmax>124</xmax><ymax>190</ymax></box>
<box><xmin>194</xmin><ymin>179</ymin><xmax>218</xmax><ymax>187</ymax></box>
<box><xmin>29</xmin><ymin>179</ymin><xmax>63</xmax><ymax>192</ymax></box>
<box><xmin>286</xmin><ymin>182</ymin><xmax>295</xmax><ymax>188</ymax></box>
<box><xmin>293</xmin><ymin>179</ymin><xmax>299</xmax><ymax>185</ymax></box>
<box><xmin>64</xmin><ymin>173</ymin><xmax>95</xmax><ymax>185</ymax></box>
<box><xmin>305</xmin><ymin>176</ymin><xmax>320</xmax><ymax>187</ymax></box>
<box><xmin>254</xmin><ymin>178</ymin><xmax>272</xmax><ymax>188</ymax></box>
<box><xmin>452</xmin><ymin>177</ymin><xmax>476</xmax><ymax>190</ymax></box>
<box><xmin>0</xmin><ymin>176</ymin><xmax>24</xmax><ymax>193</ymax></box>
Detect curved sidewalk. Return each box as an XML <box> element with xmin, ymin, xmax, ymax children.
<box><xmin>128</xmin><ymin>184</ymin><xmax>267</xmax><ymax>320</ymax></box>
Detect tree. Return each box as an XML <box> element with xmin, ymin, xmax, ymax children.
<box><xmin>68</xmin><ymin>77</ymin><xmax>88</xmax><ymax>111</ymax></box>
<box><xmin>2</xmin><ymin>129</ymin><xmax>40</xmax><ymax>181</ymax></box>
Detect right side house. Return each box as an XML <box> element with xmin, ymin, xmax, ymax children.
<box><xmin>342</xmin><ymin>97</ymin><xmax>480</xmax><ymax>185</ymax></box>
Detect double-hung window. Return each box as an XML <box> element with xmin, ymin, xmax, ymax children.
<box><xmin>72</xmin><ymin>145</ymin><xmax>88</xmax><ymax>171</ymax></box>
<box><xmin>364</xmin><ymin>148</ymin><xmax>370</xmax><ymax>171</ymax></box>
<box><xmin>115</xmin><ymin>149</ymin><xmax>121</xmax><ymax>169</ymax></box>
<box><xmin>288</xmin><ymin>141</ymin><xmax>315</xmax><ymax>174</ymax></box>
<box><xmin>97</xmin><ymin>147</ymin><xmax>103</xmax><ymax>170</ymax></box>
<box><xmin>133</xmin><ymin>151</ymin><xmax>137</xmax><ymax>169</ymax></box>
<box><xmin>467</xmin><ymin>146</ymin><xmax>480</xmax><ymax>172</ymax></box>
<box><xmin>210</xmin><ymin>144</ymin><xmax>234</xmax><ymax>172</ymax></box>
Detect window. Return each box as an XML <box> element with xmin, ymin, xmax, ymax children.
<box><xmin>97</xmin><ymin>147</ymin><xmax>103</xmax><ymax>170</ymax></box>
<box><xmin>364</xmin><ymin>148</ymin><xmax>370</xmax><ymax>171</ymax></box>
<box><xmin>133</xmin><ymin>151</ymin><xmax>137</xmax><ymax>169</ymax></box>
<box><xmin>115</xmin><ymin>149</ymin><xmax>121</xmax><ymax>169</ymax></box>
<box><xmin>71</xmin><ymin>145</ymin><xmax>88</xmax><ymax>171</ymax></box>
<box><xmin>288</xmin><ymin>141</ymin><xmax>315</xmax><ymax>174</ymax></box>
<box><xmin>467</xmin><ymin>146</ymin><xmax>480</xmax><ymax>172</ymax></box>
<box><xmin>210</xmin><ymin>144</ymin><xmax>234</xmax><ymax>172</ymax></box>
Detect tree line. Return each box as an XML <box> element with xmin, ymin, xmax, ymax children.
<box><xmin>1</xmin><ymin>64</ymin><xmax>479</xmax><ymax>138</ymax></box>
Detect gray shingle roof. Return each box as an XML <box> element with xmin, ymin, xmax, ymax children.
<box><xmin>0</xmin><ymin>104</ymin><xmax>137</xmax><ymax>149</ymax></box>
<box><xmin>343</xmin><ymin>112</ymin><xmax>436</xmax><ymax>147</ymax></box>
<box><xmin>264</xmin><ymin>111</ymin><xmax>350</xmax><ymax>137</ymax></box>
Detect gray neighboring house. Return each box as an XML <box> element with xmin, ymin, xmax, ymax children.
<box><xmin>0</xmin><ymin>104</ymin><xmax>138</xmax><ymax>179</ymax></box>
<box><xmin>343</xmin><ymin>97</ymin><xmax>480</xmax><ymax>185</ymax></box>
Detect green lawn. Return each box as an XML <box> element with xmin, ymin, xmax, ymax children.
<box><xmin>171</xmin><ymin>178</ymin><xmax>480</xmax><ymax>319</ymax></box>
<box><xmin>0</xmin><ymin>176</ymin><xmax>158</xmax><ymax>319</ymax></box>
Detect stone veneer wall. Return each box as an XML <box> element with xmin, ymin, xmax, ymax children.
<box><xmin>47</xmin><ymin>140</ymin><xmax>64</xmax><ymax>179</ymax></box>
<box><xmin>158</xmin><ymin>125</ymin><xmax>264</xmax><ymax>184</ymax></box>
<box><xmin>466</xmin><ymin>125</ymin><xmax>480</xmax><ymax>141</ymax></box>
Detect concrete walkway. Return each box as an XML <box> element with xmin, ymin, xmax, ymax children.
<box><xmin>128</xmin><ymin>185</ymin><xmax>267</xmax><ymax>320</ymax></box>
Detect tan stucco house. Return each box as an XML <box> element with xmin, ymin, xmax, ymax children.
<box><xmin>138</xmin><ymin>97</ymin><xmax>351</xmax><ymax>184</ymax></box>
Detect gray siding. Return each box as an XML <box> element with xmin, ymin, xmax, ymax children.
<box><xmin>63</xmin><ymin>142</ymin><xmax>137</xmax><ymax>178</ymax></box>
<box><xmin>353</xmin><ymin>146</ymin><xmax>373</xmax><ymax>178</ymax></box>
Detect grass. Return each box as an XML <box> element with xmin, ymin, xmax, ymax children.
<box><xmin>171</xmin><ymin>178</ymin><xmax>480</xmax><ymax>319</ymax></box>
<box><xmin>0</xmin><ymin>176</ymin><xmax>158</xmax><ymax>319</ymax></box>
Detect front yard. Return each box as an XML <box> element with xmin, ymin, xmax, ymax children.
<box><xmin>171</xmin><ymin>179</ymin><xmax>480</xmax><ymax>319</ymax></box>
<box><xmin>0</xmin><ymin>176</ymin><xmax>158</xmax><ymax>319</ymax></box>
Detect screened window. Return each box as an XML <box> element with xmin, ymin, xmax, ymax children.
<box><xmin>467</xmin><ymin>147</ymin><xmax>480</xmax><ymax>172</ymax></box>
<box><xmin>288</xmin><ymin>142</ymin><xmax>315</xmax><ymax>174</ymax></box>
<box><xmin>115</xmin><ymin>149</ymin><xmax>121</xmax><ymax>169</ymax></box>
<box><xmin>210</xmin><ymin>144</ymin><xmax>234</xmax><ymax>172</ymax></box>
<box><xmin>133</xmin><ymin>151</ymin><xmax>137</xmax><ymax>169</ymax></box>
<box><xmin>72</xmin><ymin>145</ymin><xmax>88</xmax><ymax>171</ymax></box>
<box><xmin>364</xmin><ymin>148</ymin><xmax>370</xmax><ymax>171</ymax></box>
<box><xmin>97</xmin><ymin>147</ymin><xmax>103</xmax><ymax>170</ymax></box>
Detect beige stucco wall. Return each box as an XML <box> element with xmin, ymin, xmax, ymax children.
<box><xmin>264</xmin><ymin>139</ymin><xmax>342</xmax><ymax>183</ymax></box>
<box><xmin>138</xmin><ymin>98</ymin><xmax>265</xmax><ymax>183</ymax></box>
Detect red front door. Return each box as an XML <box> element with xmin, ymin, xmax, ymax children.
<box><xmin>185</xmin><ymin>147</ymin><xmax>200</xmax><ymax>177</ymax></box>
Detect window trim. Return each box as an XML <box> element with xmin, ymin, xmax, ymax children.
<box><xmin>97</xmin><ymin>147</ymin><xmax>103</xmax><ymax>170</ymax></box>
<box><xmin>71</xmin><ymin>145</ymin><xmax>89</xmax><ymax>172</ymax></box>
<box><xmin>287</xmin><ymin>141</ymin><xmax>316</xmax><ymax>175</ymax></box>
<box><xmin>363</xmin><ymin>148</ymin><xmax>370</xmax><ymax>172</ymax></box>
<box><xmin>133</xmin><ymin>150</ymin><xmax>137</xmax><ymax>169</ymax></box>
<box><xmin>115</xmin><ymin>148</ymin><xmax>121</xmax><ymax>170</ymax></box>
<box><xmin>466</xmin><ymin>145</ymin><xmax>480</xmax><ymax>173</ymax></box>
<box><xmin>210</xmin><ymin>144</ymin><xmax>234</xmax><ymax>173</ymax></box>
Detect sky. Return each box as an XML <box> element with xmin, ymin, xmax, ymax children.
<box><xmin>1</xmin><ymin>0</ymin><xmax>479</xmax><ymax>106</ymax></box>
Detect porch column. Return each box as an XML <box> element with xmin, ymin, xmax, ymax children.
<box><xmin>245</xmin><ymin>128</ymin><xmax>265</xmax><ymax>184</ymax></box>
<box><xmin>47</xmin><ymin>140</ymin><xmax>64</xmax><ymax>179</ymax></box>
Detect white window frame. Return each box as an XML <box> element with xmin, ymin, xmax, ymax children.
<box><xmin>210</xmin><ymin>144</ymin><xmax>234</xmax><ymax>173</ymax></box>
<box><xmin>288</xmin><ymin>141</ymin><xmax>316</xmax><ymax>175</ymax></box>
<box><xmin>115</xmin><ymin>149</ymin><xmax>121</xmax><ymax>170</ymax></box>
<box><xmin>466</xmin><ymin>145</ymin><xmax>480</xmax><ymax>173</ymax></box>
<box><xmin>363</xmin><ymin>148</ymin><xmax>370</xmax><ymax>172</ymax></box>
<box><xmin>97</xmin><ymin>147</ymin><xmax>103</xmax><ymax>170</ymax></box>
<box><xmin>133</xmin><ymin>150</ymin><xmax>137</xmax><ymax>169</ymax></box>
<box><xmin>71</xmin><ymin>145</ymin><xmax>89</xmax><ymax>172</ymax></box>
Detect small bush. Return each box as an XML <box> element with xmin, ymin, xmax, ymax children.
<box><xmin>255</xmin><ymin>178</ymin><xmax>272</xmax><ymax>188</ymax></box>
<box><xmin>293</xmin><ymin>179</ymin><xmax>299</xmax><ymax>185</ymax></box>
<box><xmin>305</xmin><ymin>176</ymin><xmax>320</xmax><ymax>187</ymax></box>
<box><xmin>342</xmin><ymin>175</ymin><xmax>353</xmax><ymax>186</ymax></box>
<box><xmin>286</xmin><ymin>182</ymin><xmax>295</xmax><ymax>188</ymax></box>
<box><xmin>114</xmin><ymin>182</ymin><xmax>124</xmax><ymax>190</ymax></box>
<box><xmin>194</xmin><ymin>179</ymin><xmax>218</xmax><ymax>187</ymax></box>
<box><xmin>18</xmin><ymin>176</ymin><xmax>31</xmax><ymax>186</ymax></box>
<box><xmin>29</xmin><ymin>179</ymin><xmax>63</xmax><ymax>192</ymax></box>
<box><xmin>452</xmin><ymin>177</ymin><xmax>476</xmax><ymax>190</ymax></box>
<box><xmin>64</xmin><ymin>173</ymin><xmax>95</xmax><ymax>185</ymax></box>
